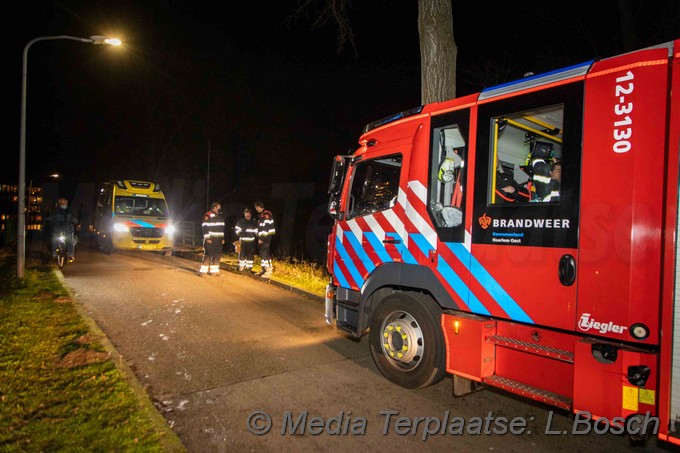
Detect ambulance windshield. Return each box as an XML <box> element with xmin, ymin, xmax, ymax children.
<box><xmin>115</xmin><ymin>196</ymin><xmax>168</xmax><ymax>217</ymax></box>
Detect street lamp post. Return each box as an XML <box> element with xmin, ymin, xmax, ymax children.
<box><xmin>17</xmin><ymin>35</ymin><xmax>121</xmax><ymax>279</ymax></box>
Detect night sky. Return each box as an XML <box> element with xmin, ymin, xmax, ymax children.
<box><xmin>7</xmin><ymin>1</ymin><xmax>680</xmax><ymax>258</ymax></box>
<box><xmin>9</xmin><ymin>2</ymin><xmax>422</xmax><ymax>186</ymax></box>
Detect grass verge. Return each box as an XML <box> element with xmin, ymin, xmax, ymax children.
<box><xmin>266</xmin><ymin>257</ymin><xmax>329</xmax><ymax>296</ymax></box>
<box><xmin>0</xmin><ymin>251</ymin><xmax>183</xmax><ymax>452</ymax></box>
<box><xmin>221</xmin><ymin>252</ymin><xmax>329</xmax><ymax>296</ymax></box>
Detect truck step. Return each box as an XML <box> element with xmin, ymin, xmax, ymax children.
<box><xmin>486</xmin><ymin>335</ymin><xmax>574</xmax><ymax>363</ymax></box>
<box><xmin>483</xmin><ymin>375</ymin><xmax>572</xmax><ymax>410</ymax></box>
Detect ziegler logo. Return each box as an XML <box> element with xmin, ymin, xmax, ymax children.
<box><xmin>479</xmin><ymin>213</ymin><xmax>491</xmax><ymax>230</ymax></box>
<box><xmin>578</xmin><ymin>313</ymin><xmax>628</xmax><ymax>334</ymax></box>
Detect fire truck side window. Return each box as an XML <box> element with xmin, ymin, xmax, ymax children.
<box><xmin>488</xmin><ymin>104</ymin><xmax>564</xmax><ymax>205</ymax></box>
<box><xmin>347</xmin><ymin>155</ymin><xmax>402</xmax><ymax>218</ymax></box>
<box><xmin>429</xmin><ymin>125</ymin><xmax>466</xmax><ymax>230</ymax></box>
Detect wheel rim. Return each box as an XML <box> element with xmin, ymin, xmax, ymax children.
<box><xmin>379</xmin><ymin>310</ymin><xmax>425</xmax><ymax>370</ymax></box>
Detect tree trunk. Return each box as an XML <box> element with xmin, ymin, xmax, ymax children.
<box><xmin>418</xmin><ymin>0</ymin><xmax>457</xmax><ymax>104</ymax></box>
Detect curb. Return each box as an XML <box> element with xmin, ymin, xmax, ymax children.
<box><xmin>227</xmin><ymin>265</ymin><xmax>324</xmax><ymax>302</ymax></box>
<box><xmin>173</xmin><ymin>249</ymin><xmax>324</xmax><ymax>302</ymax></box>
<box><xmin>53</xmin><ymin>269</ymin><xmax>187</xmax><ymax>453</ymax></box>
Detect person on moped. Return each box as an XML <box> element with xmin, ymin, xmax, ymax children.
<box><xmin>45</xmin><ymin>197</ymin><xmax>78</xmax><ymax>262</ymax></box>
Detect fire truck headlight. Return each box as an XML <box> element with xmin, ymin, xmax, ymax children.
<box><xmin>113</xmin><ymin>223</ymin><xmax>129</xmax><ymax>233</ymax></box>
<box><xmin>630</xmin><ymin>323</ymin><xmax>649</xmax><ymax>340</ymax></box>
<box><xmin>58</xmin><ymin>235</ymin><xmax>66</xmax><ymax>242</ymax></box>
<box><xmin>165</xmin><ymin>224</ymin><xmax>176</xmax><ymax>236</ymax></box>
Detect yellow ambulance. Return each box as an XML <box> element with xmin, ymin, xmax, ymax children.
<box><xmin>94</xmin><ymin>180</ymin><xmax>175</xmax><ymax>255</ymax></box>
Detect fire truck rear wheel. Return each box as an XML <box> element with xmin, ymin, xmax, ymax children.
<box><xmin>368</xmin><ymin>291</ymin><xmax>446</xmax><ymax>389</ymax></box>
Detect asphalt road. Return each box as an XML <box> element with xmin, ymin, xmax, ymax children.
<box><xmin>57</xmin><ymin>244</ymin><xmax>665</xmax><ymax>452</ymax></box>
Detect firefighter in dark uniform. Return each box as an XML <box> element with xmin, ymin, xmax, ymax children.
<box><xmin>234</xmin><ymin>208</ymin><xmax>258</xmax><ymax>272</ymax></box>
<box><xmin>198</xmin><ymin>202</ymin><xmax>225</xmax><ymax>276</ymax></box>
<box><xmin>495</xmin><ymin>171</ymin><xmax>531</xmax><ymax>204</ymax></box>
<box><xmin>254</xmin><ymin>200</ymin><xmax>275</xmax><ymax>277</ymax></box>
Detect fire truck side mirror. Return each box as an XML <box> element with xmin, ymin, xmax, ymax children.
<box><xmin>328</xmin><ymin>156</ymin><xmax>347</xmax><ymax>195</ymax></box>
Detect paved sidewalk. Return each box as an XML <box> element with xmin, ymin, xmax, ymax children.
<box><xmin>55</xmin><ymin>246</ymin><xmax>323</xmax><ymax>452</ymax></box>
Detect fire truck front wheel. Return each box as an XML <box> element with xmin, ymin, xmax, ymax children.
<box><xmin>368</xmin><ymin>291</ymin><xmax>446</xmax><ymax>389</ymax></box>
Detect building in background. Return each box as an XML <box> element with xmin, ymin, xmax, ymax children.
<box><xmin>0</xmin><ymin>183</ymin><xmax>54</xmax><ymax>246</ymax></box>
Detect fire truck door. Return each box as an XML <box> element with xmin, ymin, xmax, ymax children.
<box><xmin>333</xmin><ymin>155</ymin><xmax>406</xmax><ymax>292</ymax></box>
<box><xmin>469</xmin><ymin>83</ymin><xmax>584</xmax><ymax>329</ymax></box>
<box><xmin>425</xmin><ymin>111</ymin><xmax>472</xmax><ymax>310</ymax></box>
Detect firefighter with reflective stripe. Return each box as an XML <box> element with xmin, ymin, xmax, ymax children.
<box><xmin>531</xmin><ymin>158</ymin><xmax>552</xmax><ymax>201</ymax></box>
<box><xmin>254</xmin><ymin>200</ymin><xmax>275</xmax><ymax>277</ymax></box>
<box><xmin>234</xmin><ymin>208</ymin><xmax>258</xmax><ymax>272</ymax></box>
<box><xmin>542</xmin><ymin>162</ymin><xmax>562</xmax><ymax>202</ymax></box>
<box><xmin>198</xmin><ymin>202</ymin><xmax>225</xmax><ymax>276</ymax></box>
<box><xmin>526</xmin><ymin>138</ymin><xmax>555</xmax><ymax>201</ymax></box>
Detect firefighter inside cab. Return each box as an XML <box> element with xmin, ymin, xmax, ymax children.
<box><xmin>494</xmin><ymin>132</ymin><xmax>562</xmax><ymax>204</ymax></box>
<box><xmin>437</xmin><ymin>148</ymin><xmax>464</xmax><ymax>226</ymax></box>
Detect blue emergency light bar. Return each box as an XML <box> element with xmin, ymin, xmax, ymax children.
<box><xmin>363</xmin><ymin>106</ymin><xmax>424</xmax><ymax>134</ymax></box>
<box><xmin>479</xmin><ymin>60</ymin><xmax>594</xmax><ymax>101</ymax></box>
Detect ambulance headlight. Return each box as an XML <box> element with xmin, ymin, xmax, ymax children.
<box><xmin>165</xmin><ymin>224</ymin><xmax>176</xmax><ymax>235</ymax></box>
<box><xmin>113</xmin><ymin>223</ymin><xmax>129</xmax><ymax>232</ymax></box>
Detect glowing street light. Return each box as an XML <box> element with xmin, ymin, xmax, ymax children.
<box><xmin>17</xmin><ymin>35</ymin><xmax>121</xmax><ymax>279</ymax></box>
<box><xmin>90</xmin><ymin>35</ymin><xmax>123</xmax><ymax>46</ymax></box>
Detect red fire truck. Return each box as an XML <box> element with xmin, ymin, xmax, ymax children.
<box><xmin>325</xmin><ymin>39</ymin><xmax>680</xmax><ymax>444</ymax></box>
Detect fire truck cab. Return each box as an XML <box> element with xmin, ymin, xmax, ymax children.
<box><xmin>325</xmin><ymin>40</ymin><xmax>680</xmax><ymax>444</ymax></box>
